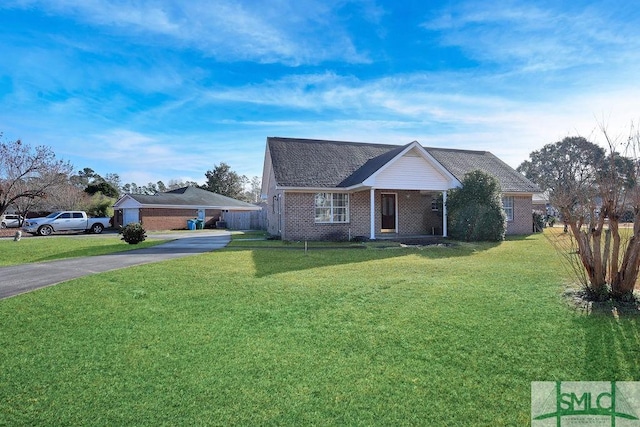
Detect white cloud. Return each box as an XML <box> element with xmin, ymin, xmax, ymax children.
<box><xmin>4</xmin><ymin>0</ymin><xmax>640</xmax><ymax>186</ymax></box>
<box><xmin>421</xmin><ymin>1</ymin><xmax>640</xmax><ymax>74</ymax></box>
<box><xmin>4</xmin><ymin>0</ymin><xmax>370</xmax><ymax>65</ymax></box>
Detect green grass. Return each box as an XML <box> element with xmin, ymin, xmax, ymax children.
<box><xmin>0</xmin><ymin>235</ymin><xmax>167</xmax><ymax>266</ymax></box>
<box><xmin>1</xmin><ymin>232</ymin><xmax>638</xmax><ymax>426</ymax></box>
<box><xmin>229</xmin><ymin>230</ymin><xmax>269</xmax><ymax>240</ymax></box>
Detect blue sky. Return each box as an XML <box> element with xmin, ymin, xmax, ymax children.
<box><xmin>2</xmin><ymin>1</ymin><xmax>640</xmax><ymax>187</ymax></box>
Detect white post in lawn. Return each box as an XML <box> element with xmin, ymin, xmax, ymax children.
<box><xmin>370</xmin><ymin>188</ymin><xmax>376</xmax><ymax>240</ymax></box>
<box><xmin>442</xmin><ymin>190</ymin><xmax>448</xmax><ymax>237</ymax></box>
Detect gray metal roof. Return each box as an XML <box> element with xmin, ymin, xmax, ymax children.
<box><xmin>124</xmin><ymin>186</ymin><xmax>260</xmax><ymax>209</ymax></box>
<box><xmin>267</xmin><ymin>137</ymin><xmax>539</xmax><ymax>193</ymax></box>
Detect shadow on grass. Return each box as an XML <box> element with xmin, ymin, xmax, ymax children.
<box><xmin>577</xmin><ymin>314</ymin><xmax>640</xmax><ymax>379</ymax></box>
<box><xmin>227</xmin><ymin>238</ymin><xmax>503</xmax><ymax>278</ymax></box>
<box><xmin>29</xmin><ymin>244</ymin><xmax>136</xmax><ymax>262</ymax></box>
<box><xmin>29</xmin><ymin>242</ymin><xmax>166</xmax><ymax>263</ymax></box>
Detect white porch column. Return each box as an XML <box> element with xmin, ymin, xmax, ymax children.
<box><xmin>370</xmin><ymin>188</ymin><xmax>376</xmax><ymax>240</ymax></box>
<box><xmin>442</xmin><ymin>190</ymin><xmax>448</xmax><ymax>237</ymax></box>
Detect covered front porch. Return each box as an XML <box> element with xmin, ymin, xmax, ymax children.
<box><xmin>365</xmin><ymin>188</ymin><xmax>449</xmax><ymax>240</ymax></box>
<box><xmin>351</xmin><ymin>141</ymin><xmax>458</xmax><ymax>240</ymax></box>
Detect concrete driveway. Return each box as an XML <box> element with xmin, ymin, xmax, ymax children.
<box><xmin>0</xmin><ymin>230</ymin><xmax>231</xmax><ymax>300</ymax></box>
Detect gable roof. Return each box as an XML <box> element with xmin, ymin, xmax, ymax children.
<box><xmin>268</xmin><ymin>137</ymin><xmax>398</xmax><ymax>188</ymax></box>
<box><xmin>338</xmin><ymin>143</ymin><xmax>407</xmax><ymax>187</ymax></box>
<box><xmin>267</xmin><ymin>137</ymin><xmax>539</xmax><ymax>193</ymax></box>
<box><xmin>114</xmin><ymin>186</ymin><xmax>260</xmax><ymax>210</ymax></box>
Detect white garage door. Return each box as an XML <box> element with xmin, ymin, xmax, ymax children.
<box><xmin>123</xmin><ymin>208</ymin><xmax>140</xmax><ymax>226</ymax></box>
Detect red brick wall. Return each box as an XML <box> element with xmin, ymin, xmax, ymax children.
<box><xmin>282</xmin><ymin>192</ymin><xmax>367</xmax><ymax>240</ymax></box>
<box><xmin>281</xmin><ymin>190</ymin><xmax>446</xmax><ymax>240</ymax></box>
<box><xmin>136</xmin><ymin>208</ymin><xmax>223</xmax><ymax>231</ymax></box>
<box><xmin>278</xmin><ymin>190</ymin><xmax>532</xmax><ymax>240</ymax></box>
<box><xmin>396</xmin><ymin>191</ymin><xmax>423</xmax><ymax>234</ymax></box>
<box><xmin>139</xmin><ymin>208</ymin><xmax>197</xmax><ymax>230</ymax></box>
<box><xmin>372</xmin><ymin>190</ymin><xmax>443</xmax><ymax>236</ymax></box>
<box><xmin>506</xmin><ymin>195</ymin><xmax>533</xmax><ymax>235</ymax></box>
<box><xmin>348</xmin><ymin>191</ymin><xmax>371</xmax><ymax>237</ymax></box>
<box><xmin>283</xmin><ymin>193</ymin><xmax>340</xmax><ymax>240</ymax></box>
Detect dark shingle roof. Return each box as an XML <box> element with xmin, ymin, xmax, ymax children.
<box><xmin>127</xmin><ymin>186</ymin><xmax>259</xmax><ymax>209</ymax></box>
<box><xmin>267</xmin><ymin>137</ymin><xmax>539</xmax><ymax>193</ymax></box>
<box><xmin>427</xmin><ymin>148</ymin><xmax>540</xmax><ymax>193</ymax></box>
<box><xmin>268</xmin><ymin>137</ymin><xmax>398</xmax><ymax>187</ymax></box>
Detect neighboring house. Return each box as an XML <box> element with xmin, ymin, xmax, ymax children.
<box><xmin>532</xmin><ymin>192</ymin><xmax>553</xmax><ymax>215</ymax></box>
<box><xmin>261</xmin><ymin>137</ymin><xmax>540</xmax><ymax>241</ymax></box>
<box><xmin>532</xmin><ymin>192</ymin><xmax>548</xmax><ymax>211</ymax></box>
<box><xmin>113</xmin><ymin>186</ymin><xmax>261</xmax><ymax>231</ymax></box>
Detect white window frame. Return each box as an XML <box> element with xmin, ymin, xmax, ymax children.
<box><xmin>315</xmin><ymin>193</ymin><xmax>349</xmax><ymax>223</ymax></box>
<box><xmin>502</xmin><ymin>196</ymin><xmax>514</xmax><ymax>222</ymax></box>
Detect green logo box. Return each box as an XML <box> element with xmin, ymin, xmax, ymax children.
<box><xmin>532</xmin><ymin>381</ymin><xmax>640</xmax><ymax>426</ymax></box>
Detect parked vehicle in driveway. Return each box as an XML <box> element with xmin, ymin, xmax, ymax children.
<box><xmin>1</xmin><ymin>214</ymin><xmax>23</xmax><ymax>228</ymax></box>
<box><xmin>22</xmin><ymin>211</ymin><xmax>111</xmax><ymax>236</ymax></box>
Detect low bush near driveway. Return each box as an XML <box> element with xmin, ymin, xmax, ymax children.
<box><xmin>119</xmin><ymin>222</ymin><xmax>147</xmax><ymax>244</ymax></box>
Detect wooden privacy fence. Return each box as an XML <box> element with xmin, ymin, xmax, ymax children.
<box><xmin>223</xmin><ymin>206</ymin><xmax>266</xmax><ymax>230</ymax></box>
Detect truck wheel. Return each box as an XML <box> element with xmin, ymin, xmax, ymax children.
<box><xmin>91</xmin><ymin>223</ymin><xmax>104</xmax><ymax>234</ymax></box>
<box><xmin>38</xmin><ymin>225</ymin><xmax>53</xmax><ymax>236</ymax></box>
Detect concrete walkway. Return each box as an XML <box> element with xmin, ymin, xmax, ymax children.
<box><xmin>0</xmin><ymin>231</ymin><xmax>231</xmax><ymax>299</ymax></box>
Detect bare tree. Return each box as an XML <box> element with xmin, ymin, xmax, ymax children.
<box><xmin>45</xmin><ymin>183</ymin><xmax>90</xmax><ymax>211</ymax></box>
<box><xmin>522</xmin><ymin>125</ymin><xmax>640</xmax><ymax>300</ymax></box>
<box><xmin>0</xmin><ymin>136</ymin><xmax>73</xmax><ymax>217</ymax></box>
<box><xmin>597</xmin><ymin>123</ymin><xmax>640</xmax><ymax>298</ymax></box>
<box><xmin>244</xmin><ymin>176</ymin><xmax>262</xmax><ymax>203</ymax></box>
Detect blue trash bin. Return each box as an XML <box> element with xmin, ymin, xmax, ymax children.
<box><xmin>187</xmin><ymin>219</ymin><xmax>196</xmax><ymax>230</ymax></box>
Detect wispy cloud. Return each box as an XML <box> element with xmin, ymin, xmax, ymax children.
<box><xmin>421</xmin><ymin>1</ymin><xmax>640</xmax><ymax>73</ymax></box>
<box><xmin>2</xmin><ymin>0</ymin><xmax>640</xmax><ymax>186</ymax></box>
<box><xmin>5</xmin><ymin>0</ymin><xmax>371</xmax><ymax>65</ymax></box>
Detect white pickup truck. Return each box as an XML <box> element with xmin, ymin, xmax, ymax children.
<box><xmin>22</xmin><ymin>211</ymin><xmax>111</xmax><ymax>236</ymax></box>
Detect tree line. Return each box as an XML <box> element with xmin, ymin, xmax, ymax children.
<box><xmin>7</xmin><ymin>125</ymin><xmax>640</xmax><ymax>302</ymax></box>
<box><xmin>0</xmin><ymin>134</ymin><xmax>262</xmax><ymax>220</ymax></box>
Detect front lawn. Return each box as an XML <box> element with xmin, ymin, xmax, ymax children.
<box><xmin>0</xmin><ymin>232</ymin><xmax>638</xmax><ymax>426</ymax></box>
<box><xmin>0</xmin><ymin>235</ymin><xmax>167</xmax><ymax>266</ymax></box>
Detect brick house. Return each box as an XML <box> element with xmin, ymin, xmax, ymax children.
<box><xmin>261</xmin><ymin>137</ymin><xmax>540</xmax><ymax>241</ymax></box>
<box><xmin>113</xmin><ymin>186</ymin><xmax>261</xmax><ymax>231</ymax></box>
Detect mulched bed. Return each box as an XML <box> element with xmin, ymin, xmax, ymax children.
<box><xmin>564</xmin><ymin>287</ymin><xmax>640</xmax><ymax>316</ymax></box>
<box><xmin>393</xmin><ymin>237</ymin><xmax>451</xmax><ymax>248</ymax></box>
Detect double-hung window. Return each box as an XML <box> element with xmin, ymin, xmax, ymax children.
<box><xmin>502</xmin><ymin>196</ymin><xmax>514</xmax><ymax>221</ymax></box>
<box><xmin>315</xmin><ymin>193</ymin><xmax>349</xmax><ymax>223</ymax></box>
